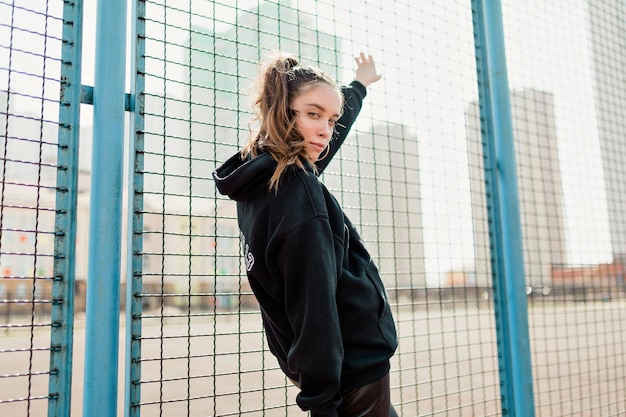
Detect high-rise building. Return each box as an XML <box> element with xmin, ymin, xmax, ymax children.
<box><xmin>140</xmin><ymin>1</ymin><xmax>343</xmax><ymax>214</ymax></box>
<box><xmin>137</xmin><ymin>2</ymin><xmax>346</xmax><ymax>293</ymax></box>
<box><xmin>139</xmin><ymin>3</ymin><xmax>426</xmax><ymax>295</ymax></box>
<box><xmin>466</xmin><ymin>89</ymin><xmax>567</xmax><ymax>287</ymax></box>
<box><xmin>586</xmin><ymin>0</ymin><xmax>626</xmax><ymax>259</ymax></box>
<box><xmin>324</xmin><ymin>122</ymin><xmax>426</xmax><ymax>290</ymax></box>
<box><xmin>188</xmin><ymin>0</ymin><xmax>341</xmax><ymax>156</ymax></box>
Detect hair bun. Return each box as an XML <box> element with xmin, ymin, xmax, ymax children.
<box><xmin>277</xmin><ymin>53</ymin><xmax>299</xmax><ymax>71</ymax></box>
<box><xmin>260</xmin><ymin>51</ymin><xmax>299</xmax><ymax>77</ymax></box>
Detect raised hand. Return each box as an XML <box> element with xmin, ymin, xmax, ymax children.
<box><xmin>354</xmin><ymin>52</ymin><xmax>382</xmax><ymax>87</ymax></box>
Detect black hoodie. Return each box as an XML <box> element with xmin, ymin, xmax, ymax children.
<box><xmin>213</xmin><ymin>81</ymin><xmax>397</xmax><ymax>417</ymax></box>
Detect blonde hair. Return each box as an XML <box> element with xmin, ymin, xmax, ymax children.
<box><xmin>242</xmin><ymin>52</ymin><xmax>343</xmax><ymax>192</ymax></box>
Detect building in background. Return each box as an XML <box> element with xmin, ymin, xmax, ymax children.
<box><xmin>0</xmin><ymin>90</ymin><xmax>90</xmax><ymax>312</ymax></box>
<box><xmin>137</xmin><ymin>1</ymin><xmax>350</xmax><ymax>304</ymax></box>
<box><xmin>1</xmin><ymin>2</ymin><xmax>427</xmax><ymax>309</ymax></box>
<box><xmin>181</xmin><ymin>3</ymin><xmax>427</xmax><ymax>295</ymax></box>
<box><xmin>324</xmin><ymin>122</ymin><xmax>426</xmax><ymax>292</ymax></box>
<box><xmin>586</xmin><ymin>0</ymin><xmax>626</xmax><ymax>262</ymax></box>
<box><xmin>466</xmin><ymin>89</ymin><xmax>567</xmax><ymax>289</ymax></box>
<box><xmin>184</xmin><ymin>0</ymin><xmax>343</xmax><ymax>171</ymax></box>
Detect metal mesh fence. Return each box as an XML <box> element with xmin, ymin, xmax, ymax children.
<box><xmin>128</xmin><ymin>0</ymin><xmax>502</xmax><ymax>416</ymax></box>
<box><xmin>0</xmin><ymin>1</ymin><xmax>77</xmax><ymax>416</ymax></box>
<box><xmin>498</xmin><ymin>1</ymin><xmax>626</xmax><ymax>416</ymax></box>
<box><xmin>0</xmin><ymin>0</ymin><xmax>624</xmax><ymax>416</ymax></box>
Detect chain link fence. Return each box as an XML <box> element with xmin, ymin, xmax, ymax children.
<box><xmin>1</xmin><ymin>0</ymin><xmax>624</xmax><ymax>416</ymax></box>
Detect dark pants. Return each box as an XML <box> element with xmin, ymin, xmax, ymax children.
<box><xmin>336</xmin><ymin>373</ymin><xmax>398</xmax><ymax>417</ymax></box>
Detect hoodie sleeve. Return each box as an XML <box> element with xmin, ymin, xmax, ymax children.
<box><xmin>274</xmin><ymin>215</ymin><xmax>344</xmax><ymax>417</ymax></box>
<box><xmin>316</xmin><ymin>80</ymin><xmax>367</xmax><ymax>173</ymax></box>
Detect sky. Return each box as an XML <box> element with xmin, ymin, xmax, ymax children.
<box><xmin>1</xmin><ymin>0</ymin><xmax>614</xmax><ymax>284</ymax></box>
<box><xmin>288</xmin><ymin>0</ymin><xmax>613</xmax><ymax>275</ymax></box>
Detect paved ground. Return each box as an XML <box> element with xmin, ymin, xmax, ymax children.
<box><xmin>1</xmin><ymin>300</ymin><xmax>625</xmax><ymax>416</ymax></box>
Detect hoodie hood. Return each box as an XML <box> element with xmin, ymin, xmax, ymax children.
<box><xmin>212</xmin><ymin>151</ymin><xmax>277</xmax><ymax>201</ymax></box>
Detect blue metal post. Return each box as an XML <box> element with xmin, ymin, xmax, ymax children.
<box><xmin>83</xmin><ymin>0</ymin><xmax>128</xmax><ymax>415</ymax></box>
<box><xmin>48</xmin><ymin>1</ymin><xmax>84</xmax><ymax>416</ymax></box>
<box><xmin>471</xmin><ymin>0</ymin><xmax>536</xmax><ymax>416</ymax></box>
<box><xmin>124</xmin><ymin>1</ymin><xmax>145</xmax><ymax>416</ymax></box>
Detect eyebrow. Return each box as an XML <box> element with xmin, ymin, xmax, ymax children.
<box><xmin>304</xmin><ymin>103</ymin><xmax>340</xmax><ymax>119</ymax></box>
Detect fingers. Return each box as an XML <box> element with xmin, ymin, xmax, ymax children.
<box><xmin>354</xmin><ymin>52</ymin><xmax>374</xmax><ymax>66</ymax></box>
<box><xmin>353</xmin><ymin>51</ymin><xmax>382</xmax><ymax>86</ymax></box>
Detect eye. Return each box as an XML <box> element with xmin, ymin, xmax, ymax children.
<box><xmin>329</xmin><ymin>119</ymin><xmax>337</xmax><ymax>127</ymax></box>
<box><xmin>308</xmin><ymin>112</ymin><xmax>320</xmax><ymax>119</ymax></box>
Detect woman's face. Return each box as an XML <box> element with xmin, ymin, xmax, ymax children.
<box><xmin>291</xmin><ymin>83</ymin><xmax>342</xmax><ymax>162</ymax></box>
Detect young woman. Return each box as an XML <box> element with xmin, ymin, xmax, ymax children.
<box><xmin>213</xmin><ymin>52</ymin><xmax>398</xmax><ymax>417</ymax></box>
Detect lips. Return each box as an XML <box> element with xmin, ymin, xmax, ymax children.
<box><xmin>310</xmin><ymin>142</ymin><xmax>326</xmax><ymax>152</ymax></box>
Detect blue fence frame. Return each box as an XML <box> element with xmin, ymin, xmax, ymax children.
<box><xmin>49</xmin><ymin>0</ymin><xmax>537</xmax><ymax>415</ymax></box>
<box><xmin>3</xmin><ymin>0</ymin><xmax>625</xmax><ymax>416</ymax></box>
<box><xmin>48</xmin><ymin>1</ymin><xmax>84</xmax><ymax>416</ymax></box>
<box><xmin>82</xmin><ymin>0</ymin><xmax>128</xmax><ymax>416</ymax></box>
<box><xmin>471</xmin><ymin>1</ymin><xmax>535</xmax><ymax>415</ymax></box>
<box><xmin>124</xmin><ymin>0</ymin><xmax>145</xmax><ymax>415</ymax></box>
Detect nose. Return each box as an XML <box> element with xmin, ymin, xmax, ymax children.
<box><xmin>318</xmin><ymin>120</ymin><xmax>332</xmax><ymax>139</ymax></box>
